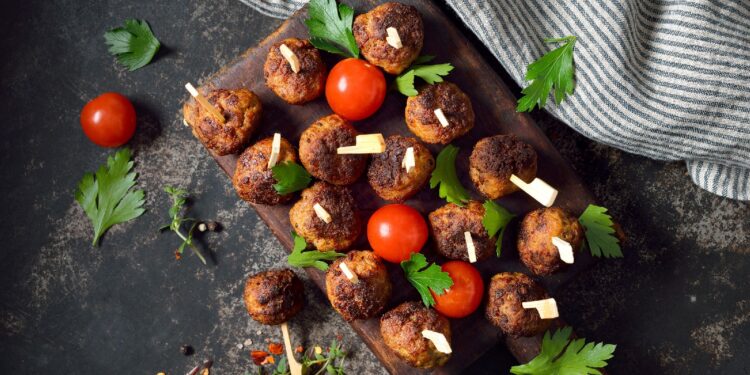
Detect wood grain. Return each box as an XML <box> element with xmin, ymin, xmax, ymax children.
<box><xmin>186</xmin><ymin>1</ymin><xmax>599</xmax><ymax>373</ymax></box>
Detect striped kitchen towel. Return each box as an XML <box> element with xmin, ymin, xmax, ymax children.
<box><xmin>239</xmin><ymin>0</ymin><xmax>750</xmax><ymax>201</ymax></box>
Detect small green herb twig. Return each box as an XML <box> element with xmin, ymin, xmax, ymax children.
<box><xmin>161</xmin><ymin>186</ymin><xmax>207</xmax><ymax>265</ymax></box>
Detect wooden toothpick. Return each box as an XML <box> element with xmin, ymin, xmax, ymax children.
<box><xmin>279</xmin><ymin>44</ymin><xmax>300</xmax><ymax>73</ymax></box>
<box><xmin>522</xmin><ymin>298</ymin><xmax>559</xmax><ymax>319</ymax></box>
<box><xmin>421</xmin><ymin>330</ymin><xmax>452</xmax><ymax>354</ymax></box>
<box><xmin>280</xmin><ymin>322</ymin><xmax>303</xmax><ymax>375</ymax></box>
<box><xmin>185</xmin><ymin>82</ymin><xmax>225</xmax><ymax>124</ymax></box>
<box><xmin>434</xmin><ymin>108</ymin><xmax>449</xmax><ymax>127</ymax></box>
<box><xmin>336</xmin><ymin>134</ymin><xmax>386</xmax><ymax>154</ymax></box>
<box><xmin>313</xmin><ymin>203</ymin><xmax>332</xmax><ymax>223</ymax></box>
<box><xmin>385</xmin><ymin>27</ymin><xmax>403</xmax><ymax>49</ymax></box>
<box><xmin>464</xmin><ymin>231</ymin><xmax>477</xmax><ymax>263</ymax></box>
<box><xmin>338</xmin><ymin>262</ymin><xmax>359</xmax><ymax>283</ymax></box>
<box><xmin>551</xmin><ymin>236</ymin><xmax>574</xmax><ymax>264</ymax></box>
<box><xmin>509</xmin><ymin>174</ymin><xmax>558</xmax><ymax>207</ymax></box>
<box><xmin>267</xmin><ymin>133</ymin><xmax>282</xmax><ymax>169</ymax></box>
<box><xmin>401</xmin><ymin>146</ymin><xmax>415</xmax><ymax>173</ymax></box>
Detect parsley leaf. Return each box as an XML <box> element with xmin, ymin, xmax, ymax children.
<box><xmin>400</xmin><ymin>253</ymin><xmax>454</xmax><ymax>307</ymax></box>
<box><xmin>482</xmin><ymin>200</ymin><xmax>516</xmax><ymax>257</ymax></box>
<box><xmin>287</xmin><ymin>231</ymin><xmax>344</xmax><ymax>271</ymax></box>
<box><xmin>75</xmin><ymin>148</ymin><xmax>145</xmax><ymax>246</ymax></box>
<box><xmin>305</xmin><ymin>0</ymin><xmax>359</xmax><ymax>58</ymax></box>
<box><xmin>395</xmin><ymin>55</ymin><xmax>454</xmax><ymax>96</ymax></box>
<box><xmin>429</xmin><ymin>145</ymin><xmax>470</xmax><ymax>206</ymax></box>
<box><xmin>161</xmin><ymin>186</ymin><xmax>208</xmax><ymax>265</ymax></box>
<box><xmin>516</xmin><ymin>36</ymin><xmax>577</xmax><ymax>112</ymax></box>
<box><xmin>510</xmin><ymin>326</ymin><xmax>616</xmax><ymax>375</ymax></box>
<box><xmin>272</xmin><ymin>161</ymin><xmax>312</xmax><ymax>195</ymax></box>
<box><xmin>578</xmin><ymin>204</ymin><xmax>622</xmax><ymax>258</ymax></box>
<box><xmin>104</xmin><ymin>19</ymin><xmax>161</xmax><ymax>71</ymax></box>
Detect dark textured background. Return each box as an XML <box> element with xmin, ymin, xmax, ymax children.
<box><xmin>1</xmin><ymin>0</ymin><xmax>748</xmax><ymax>374</ymax></box>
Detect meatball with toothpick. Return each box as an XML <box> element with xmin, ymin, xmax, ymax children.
<box><xmin>469</xmin><ymin>134</ymin><xmax>537</xmax><ymax>200</ymax></box>
<box><xmin>289</xmin><ymin>181</ymin><xmax>362</xmax><ymax>251</ymax></box>
<box><xmin>299</xmin><ymin>114</ymin><xmax>367</xmax><ymax>185</ymax></box>
<box><xmin>367</xmin><ymin>135</ymin><xmax>434</xmax><ymax>202</ymax></box>
<box><xmin>518</xmin><ymin>207</ymin><xmax>584</xmax><ymax>276</ymax></box>
<box><xmin>264</xmin><ymin>38</ymin><xmax>326</xmax><ymax>104</ymax></box>
<box><xmin>428</xmin><ymin>201</ymin><xmax>496</xmax><ymax>262</ymax></box>
<box><xmin>243</xmin><ymin>269</ymin><xmax>304</xmax><ymax>325</ymax></box>
<box><xmin>485</xmin><ymin>272</ymin><xmax>552</xmax><ymax>337</ymax></box>
<box><xmin>353</xmin><ymin>2</ymin><xmax>424</xmax><ymax>75</ymax></box>
<box><xmin>380</xmin><ymin>301</ymin><xmax>452</xmax><ymax>368</ymax></box>
<box><xmin>405</xmin><ymin>82</ymin><xmax>474</xmax><ymax>144</ymax></box>
<box><xmin>232</xmin><ymin>135</ymin><xmax>297</xmax><ymax>205</ymax></box>
<box><xmin>326</xmin><ymin>250</ymin><xmax>392</xmax><ymax>321</ymax></box>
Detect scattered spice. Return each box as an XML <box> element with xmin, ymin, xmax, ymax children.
<box><xmin>200</xmin><ymin>369</ymin><xmax>209</xmax><ymax>375</ymax></box>
<box><xmin>295</xmin><ymin>345</ymin><xmax>304</xmax><ymax>353</ymax></box>
<box><xmin>250</xmin><ymin>350</ymin><xmax>270</xmax><ymax>365</ymax></box>
<box><xmin>180</xmin><ymin>344</ymin><xmax>194</xmax><ymax>356</ymax></box>
<box><xmin>261</xmin><ymin>356</ymin><xmax>275</xmax><ymax>366</ymax></box>
<box><xmin>268</xmin><ymin>342</ymin><xmax>284</xmax><ymax>355</ymax></box>
<box><xmin>244</xmin><ymin>338</ymin><xmax>253</xmax><ymax>347</ymax></box>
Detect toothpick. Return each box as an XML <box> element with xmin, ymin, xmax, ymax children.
<box><xmin>421</xmin><ymin>330</ymin><xmax>452</xmax><ymax>354</ymax></box>
<box><xmin>279</xmin><ymin>44</ymin><xmax>300</xmax><ymax>73</ymax></box>
<box><xmin>401</xmin><ymin>147</ymin><xmax>415</xmax><ymax>173</ymax></box>
<box><xmin>509</xmin><ymin>175</ymin><xmax>558</xmax><ymax>207</ymax></box>
<box><xmin>183</xmin><ymin>119</ymin><xmax>190</xmax><ymax>127</ymax></box>
<box><xmin>464</xmin><ymin>231</ymin><xmax>477</xmax><ymax>263</ymax></box>
<box><xmin>338</xmin><ymin>262</ymin><xmax>359</xmax><ymax>283</ymax></box>
<box><xmin>313</xmin><ymin>203</ymin><xmax>332</xmax><ymax>223</ymax></box>
<box><xmin>336</xmin><ymin>134</ymin><xmax>386</xmax><ymax>154</ymax></box>
<box><xmin>267</xmin><ymin>133</ymin><xmax>282</xmax><ymax>169</ymax></box>
<box><xmin>280</xmin><ymin>323</ymin><xmax>303</xmax><ymax>375</ymax></box>
<box><xmin>184</xmin><ymin>82</ymin><xmax>225</xmax><ymax>124</ymax></box>
<box><xmin>551</xmin><ymin>236</ymin><xmax>574</xmax><ymax>264</ymax></box>
<box><xmin>522</xmin><ymin>298</ymin><xmax>559</xmax><ymax>319</ymax></box>
<box><xmin>385</xmin><ymin>27</ymin><xmax>403</xmax><ymax>49</ymax></box>
<box><xmin>434</xmin><ymin>108</ymin><xmax>449</xmax><ymax>127</ymax></box>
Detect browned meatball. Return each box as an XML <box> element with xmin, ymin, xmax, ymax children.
<box><xmin>299</xmin><ymin>114</ymin><xmax>367</xmax><ymax>185</ymax></box>
<box><xmin>470</xmin><ymin>135</ymin><xmax>537</xmax><ymax>199</ymax></box>
<box><xmin>367</xmin><ymin>135</ymin><xmax>434</xmax><ymax>201</ymax></box>
<box><xmin>353</xmin><ymin>2</ymin><xmax>424</xmax><ymax>74</ymax></box>
<box><xmin>264</xmin><ymin>38</ymin><xmax>326</xmax><ymax>104</ymax></box>
<box><xmin>517</xmin><ymin>207</ymin><xmax>584</xmax><ymax>276</ymax></box>
<box><xmin>289</xmin><ymin>182</ymin><xmax>361</xmax><ymax>251</ymax></box>
<box><xmin>380</xmin><ymin>301</ymin><xmax>451</xmax><ymax>368</ymax></box>
<box><xmin>325</xmin><ymin>250</ymin><xmax>392</xmax><ymax>321</ymax></box>
<box><xmin>182</xmin><ymin>88</ymin><xmax>262</xmax><ymax>155</ymax></box>
<box><xmin>485</xmin><ymin>272</ymin><xmax>552</xmax><ymax>337</ymax></box>
<box><xmin>232</xmin><ymin>136</ymin><xmax>296</xmax><ymax>205</ymax></box>
<box><xmin>428</xmin><ymin>201</ymin><xmax>496</xmax><ymax>262</ymax></box>
<box><xmin>405</xmin><ymin>82</ymin><xmax>474</xmax><ymax>144</ymax></box>
<box><xmin>243</xmin><ymin>269</ymin><xmax>304</xmax><ymax>325</ymax></box>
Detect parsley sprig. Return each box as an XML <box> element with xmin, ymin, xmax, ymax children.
<box><xmin>160</xmin><ymin>186</ymin><xmax>207</xmax><ymax>265</ymax></box>
<box><xmin>104</xmin><ymin>19</ymin><xmax>161</xmax><ymax>71</ymax></box>
<box><xmin>305</xmin><ymin>0</ymin><xmax>359</xmax><ymax>58</ymax></box>
<box><xmin>510</xmin><ymin>326</ymin><xmax>616</xmax><ymax>374</ymax></box>
<box><xmin>482</xmin><ymin>200</ymin><xmax>516</xmax><ymax>256</ymax></box>
<box><xmin>401</xmin><ymin>253</ymin><xmax>453</xmax><ymax>307</ymax></box>
<box><xmin>260</xmin><ymin>339</ymin><xmax>347</xmax><ymax>375</ymax></box>
<box><xmin>395</xmin><ymin>55</ymin><xmax>454</xmax><ymax>96</ymax></box>
<box><xmin>430</xmin><ymin>145</ymin><xmax>470</xmax><ymax>206</ymax></box>
<box><xmin>517</xmin><ymin>36</ymin><xmax>577</xmax><ymax>112</ymax></box>
<box><xmin>272</xmin><ymin>161</ymin><xmax>312</xmax><ymax>195</ymax></box>
<box><xmin>578</xmin><ymin>204</ymin><xmax>622</xmax><ymax>258</ymax></box>
<box><xmin>287</xmin><ymin>231</ymin><xmax>344</xmax><ymax>271</ymax></box>
<box><xmin>75</xmin><ymin>148</ymin><xmax>146</xmax><ymax>246</ymax></box>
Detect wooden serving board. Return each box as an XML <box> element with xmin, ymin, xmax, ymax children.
<box><xmin>187</xmin><ymin>1</ymin><xmax>599</xmax><ymax>373</ymax></box>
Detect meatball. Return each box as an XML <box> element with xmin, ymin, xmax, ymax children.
<box><xmin>243</xmin><ymin>269</ymin><xmax>304</xmax><ymax>325</ymax></box>
<box><xmin>182</xmin><ymin>88</ymin><xmax>262</xmax><ymax>155</ymax></box>
<box><xmin>264</xmin><ymin>38</ymin><xmax>326</xmax><ymax>104</ymax></box>
<box><xmin>367</xmin><ymin>135</ymin><xmax>434</xmax><ymax>201</ymax></box>
<box><xmin>380</xmin><ymin>301</ymin><xmax>451</xmax><ymax>368</ymax></box>
<box><xmin>517</xmin><ymin>207</ymin><xmax>584</xmax><ymax>276</ymax></box>
<box><xmin>325</xmin><ymin>250</ymin><xmax>392</xmax><ymax>321</ymax></box>
<box><xmin>299</xmin><ymin>114</ymin><xmax>367</xmax><ymax>185</ymax></box>
<box><xmin>289</xmin><ymin>181</ymin><xmax>361</xmax><ymax>251</ymax></box>
<box><xmin>485</xmin><ymin>272</ymin><xmax>552</xmax><ymax>337</ymax></box>
<box><xmin>470</xmin><ymin>135</ymin><xmax>537</xmax><ymax>199</ymax></box>
<box><xmin>405</xmin><ymin>82</ymin><xmax>474</xmax><ymax>144</ymax></box>
<box><xmin>232</xmin><ymin>136</ymin><xmax>296</xmax><ymax>205</ymax></box>
<box><xmin>428</xmin><ymin>201</ymin><xmax>495</xmax><ymax>262</ymax></box>
<box><xmin>353</xmin><ymin>2</ymin><xmax>424</xmax><ymax>74</ymax></box>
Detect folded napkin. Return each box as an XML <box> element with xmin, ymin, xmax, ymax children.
<box><xmin>240</xmin><ymin>0</ymin><xmax>750</xmax><ymax>201</ymax></box>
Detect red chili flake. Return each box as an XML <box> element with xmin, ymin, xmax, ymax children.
<box><xmin>295</xmin><ymin>345</ymin><xmax>304</xmax><ymax>353</ymax></box>
<box><xmin>261</xmin><ymin>356</ymin><xmax>275</xmax><ymax>365</ymax></box>
<box><xmin>174</xmin><ymin>250</ymin><xmax>182</xmax><ymax>260</ymax></box>
<box><xmin>268</xmin><ymin>342</ymin><xmax>283</xmax><ymax>355</ymax></box>
<box><xmin>250</xmin><ymin>350</ymin><xmax>269</xmax><ymax>365</ymax></box>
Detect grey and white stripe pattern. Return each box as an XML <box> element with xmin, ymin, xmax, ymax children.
<box><xmin>240</xmin><ymin>0</ymin><xmax>750</xmax><ymax>201</ymax></box>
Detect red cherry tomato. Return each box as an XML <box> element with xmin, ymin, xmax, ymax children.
<box><xmin>80</xmin><ymin>92</ymin><xmax>136</xmax><ymax>147</ymax></box>
<box><xmin>432</xmin><ymin>261</ymin><xmax>484</xmax><ymax>318</ymax></box>
<box><xmin>367</xmin><ymin>204</ymin><xmax>428</xmax><ymax>263</ymax></box>
<box><xmin>325</xmin><ymin>58</ymin><xmax>386</xmax><ymax>121</ymax></box>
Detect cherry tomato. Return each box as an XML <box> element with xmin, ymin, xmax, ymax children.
<box><xmin>80</xmin><ymin>92</ymin><xmax>136</xmax><ymax>147</ymax></box>
<box><xmin>432</xmin><ymin>261</ymin><xmax>484</xmax><ymax>318</ymax></box>
<box><xmin>367</xmin><ymin>204</ymin><xmax>428</xmax><ymax>263</ymax></box>
<box><xmin>325</xmin><ymin>58</ymin><xmax>386</xmax><ymax>121</ymax></box>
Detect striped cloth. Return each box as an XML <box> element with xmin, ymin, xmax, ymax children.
<box><xmin>239</xmin><ymin>0</ymin><xmax>750</xmax><ymax>201</ymax></box>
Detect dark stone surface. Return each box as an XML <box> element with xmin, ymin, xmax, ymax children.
<box><xmin>1</xmin><ymin>0</ymin><xmax>748</xmax><ymax>374</ymax></box>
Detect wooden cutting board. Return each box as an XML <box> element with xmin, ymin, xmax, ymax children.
<box><xmin>186</xmin><ymin>0</ymin><xmax>599</xmax><ymax>373</ymax></box>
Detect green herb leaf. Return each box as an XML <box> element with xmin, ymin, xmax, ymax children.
<box><xmin>400</xmin><ymin>253</ymin><xmax>453</xmax><ymax>307</ymax></box>
<box><xmin>517</xmin><ymin>36</ymin><xmax>577</xmax><ymax>112</ymax></box>
<box><xmin>287</xmin><ymin>231</ymin><xmax>344</xmax><ymax>271</ymax></box>
<box><xmin>578</xmin><ymin>204</ymin><xmax>622</xmax><ymax>258</ymax></box>
<box><xmin>104</xmin><ymin>19</ymin><xmax>160</xmax><ymax>71</ymax></box>
<box><xmin>272</xmin><ymin>161</ymin><xmax>313</xmax><ymax>195</ymax></box>
<box><xmin>510</xmin><ymin>326</ymin><xmax>616</xmax><ymax>374</ymax></box>
<box><xmin>75</xmin><ymin>148</ymin><xmax>145</xmax><ymax>246</ymax></box>
<box><xmin>395</xmin><ymin>55</ymin><xmax>454</xmax><ymax>96</ymax></box>
<box><xmin>429</xmin><ymin>145</ymin><xmax>470</xmax><ymax>206</ymax></box>
<box><xmin>482</xmin><ymin>200</ymin><xmax>516</xmax><ymax>256</ymax></box>
<box><xmin>162</xmin><ymin>186</ymin><xmax>207</xmax><ymax>265</ymax></box>
<box><xmin>305</xmin><ymin>0</ymin><xmax>359</xmax><ymax>58</ymax></box>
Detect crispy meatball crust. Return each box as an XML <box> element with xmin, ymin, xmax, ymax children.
<box><xmin>367</xmin><ymin>135</ymin><xmax>434</xmax><ymax>201</ymax></box>
<box><xmin>428</xmin><ymin>201</ymin><xmax>495</xmax><ymax>262</ymax></box>
<box><xmin>299</xmin><ymin>114</ymin><xmax>367</xmax><ymax>185</ymax></box>
<box><xmin>289</xmin><ymin>182</ymin><xmax>361</xmax><ymax>251</ymax></box>
<box><xmin>353</xmin><ymin>2</ymin><xmax>424</xmax><ymax>74</ymax></box>
<box><xmin>380</xmin><ymin>301</ymin><xmax>451</xmax><ymax>368</ymax></box>
<box><xmin>405</xmin><ymin>82</ymin><xmax>474</xmax><ymax>144</ymax></box>
<box><xmin>485</xmin><ymin>272</ymin><xmax>552</xmax><ymax>337</ymax></box>
<box><xmin>182</xmin><ymin>88</ymin><xmax>262</xmax><ymax>155</ymax></box>
<box><xmin>325</xmin><ymin>251</ymin><xmax>392</xmax><ymax>321</ymax></box>
<box><xmin>243</xmin><ymin>269</ymin><xmax>304</xmax><ymax>325</ymax></box>
<box><xmin>232</xmin><ymin>136</ymin><xmax>297</xmax><ymax>205</ymax></box>
<box><xmin>470</xmin><ymin>135</ymin><xmax>537</xmax><ymax>199</ymax></box>
<box><xmin>518</xmin><ymin>207</ymin><xmax>584</xmax><ymax>276</ymax></box>
<box><xmin>264</xmin><ymin>38</ymin><xmax>326</xmax><ymax>104</ymax></box>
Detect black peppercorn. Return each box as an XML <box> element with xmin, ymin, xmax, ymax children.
<box><xmin>180</xmin><ymin>344</ymin><xmax>194</xmax><ymax>356</ymax></box>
